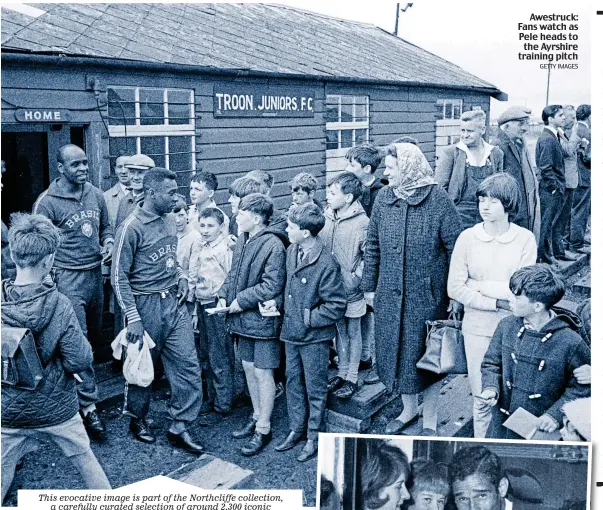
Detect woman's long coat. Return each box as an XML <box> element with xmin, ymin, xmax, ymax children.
<box><xmin>361</xmin><ymin>185</ymin><xmax>463</xmax><ymax>393</ymax></box>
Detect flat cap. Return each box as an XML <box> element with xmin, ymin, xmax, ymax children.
<box><xmin>497</xmin><ymin>106</ymin><xmax>531</xmax><ymax>126</ymax></box>
<box><xmin>124</xmin><ymin>153</ymin><xmax>155</xmax><ymax>170</ymax></box>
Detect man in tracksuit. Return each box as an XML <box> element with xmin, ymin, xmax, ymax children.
<box><xmin>112</xmin><ymin>167</ymin><xmax>204</xmax><ymax>453</ymax></box>
<box><xmin>33</xmin><ymin>144</ymin><xmax>113</xmax><ymax>439</ymax></box>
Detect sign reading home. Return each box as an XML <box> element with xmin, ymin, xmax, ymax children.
<box><xmin>15</xmin><ymin>109</ymin><xmax>71</xmax><ymax>123</ymax></box>
<box><xmin>214</xmin><ymin>85</ymin><xmax>315</xmax><ymax>118</ymax></box>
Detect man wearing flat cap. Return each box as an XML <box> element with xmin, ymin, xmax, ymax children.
<box><xmin>114</xmin><ymin>154</ymin><xmax>155</xmax><ymax>228</ymax></box>
<box><xmin>491</xmin><ymin>106</ymin><xmax>540</xmax><ymax>239</ymax></box>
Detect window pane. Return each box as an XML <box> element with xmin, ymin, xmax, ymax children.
<box><xmin>355</xmin><ymin>97</ymin><xmax>368</xmax><ymax>122</ymax></box>
<box><xmin>139</xmin><ymin>88</ymin><xmax>164</xmax><ymax>126</ymax></box>
<box><xmin>444</xmin><ymin>103</ymin><xmax>453</xmax><ymax>119</ymax></box>
<box><xmin>355</xmin><ymin>129</ymin><xmax>369</xmax><ymax>146</ymax></box>
<box><xmin>168</xmin><ymin>90</ymin><xmax>191</xmax><ymax>125</ymax></box>
<box><xmin>340</xmin><ymin>129</ymin><xmax>353</xmax><ymax>149</ymax></box>
<box><xmin>140</xmin><ymin>136</ymin><xmax>166</xmax><ymax>167</ymax></box>
<box><xmin>453</xmin><ymin>101</ymin><xmax>462</xmax><ymax>119</ymax></box>
<box><xmin>341</xmin><ymin>96</ymin><xmax>354</xmax><ymax>123</ymax></box>
<box><xmin>168</xmin><ymin>136</ymin><xmax>194</xmax><ymax>190</ymax></box>
<box><xmin>109</xmin><ymin>137</ymin><xmax>137</xmax><ymax>176</ymax></box>
<box><xmin>325</xmin><ymin>97</ymin><xmax>339</xmax><ymax>123</ymax></box>
<box><xmin>107</xmin><ymin>88</ymin><xmax>136</xmax><ymax>126</ymax></box>
<box><xmin>326</xmin><ymin>129</ymin><xmax>339</xmax><ymax>150</ymax></box>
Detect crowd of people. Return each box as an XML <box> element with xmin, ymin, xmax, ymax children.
<box><xmin>0</xmin><ymin>103</ymin><xmax>592</xmax><ymax>499</ymax></box>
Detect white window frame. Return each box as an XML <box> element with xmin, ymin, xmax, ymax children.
<box><xmin>325</xmin><ymin>95</ymin><xmax>370</xmax><ymax>150</ymax></box>
<box><xmin>107</xmin><ymin>86</ymin><xmax>196</xmax><ymax>171</ymax></box>
<box><xmin>437</xmin><ymin>99</ymin><xmax>463</xmax><ymax>120</ymax></box>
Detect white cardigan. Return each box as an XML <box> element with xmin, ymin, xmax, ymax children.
<box><xmin>447</xmin><ymin>222</ymin><xmax>537</xmax><ymax>337</ymax></box>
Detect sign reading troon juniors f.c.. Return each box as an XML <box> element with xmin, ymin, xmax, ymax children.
<box><xmin>213</xmin><ymin>85</ymin><xmax>315</xmax><ymax>117</ymax></box>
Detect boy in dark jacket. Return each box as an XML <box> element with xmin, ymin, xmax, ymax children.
<box><xmin>219</xmin><ymin>194</ymin><xmax>286</xmax><ymax>456</ymax></box>
<box><xmin>275</xmin><ymin>203</ymin><xmax>346</xmax><ymax>462</ymax></box>
<box><xmin>481</xmin><ymin>264</ymin><xmax>590</xmax><ymax>439</ymax></box>
<box><xmin>1</xmin><ymin>214</ymin><xmax>111</xmax><ymax>503</ymax></box>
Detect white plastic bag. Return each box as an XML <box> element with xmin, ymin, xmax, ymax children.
<box><xmin>111</xmin><ymin>328</ymin><xmax>156</xmax><ymax>387</ymax></box>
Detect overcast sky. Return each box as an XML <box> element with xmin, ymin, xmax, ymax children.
<box><xmin>276</xmin><ymin>0</ymin><xmax>592</xmax><ymax>120</ymax></box>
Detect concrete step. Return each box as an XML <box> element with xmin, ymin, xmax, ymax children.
<box><xmin>572</xmin><ymin>274</ymin><xmax>590</xmax><ymax>299</ymax></box>
<box><xmin>555</xmin><ymin>252</ymin><xmax>590</xmax><ymax>280</ymax></box>
<box><xmin>401</xmin><ymin>374</ymin><xmax>473</xmax><ymax>438</ymax></box>
<box><xmin>167</xmin><ymin>455</ymin><xmax>253</xmax><ymax>489</ymax></box>
<box><xmin>326</xmin><ymin>375</ymin><xmax>394</xmax><ymax>420</ymax></box>
<box><xmin>326</xmin><ymin>409</ymin><xmax>372</xmax><ymax>433</ymax></box>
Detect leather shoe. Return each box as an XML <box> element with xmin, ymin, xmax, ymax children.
<box><xmin>129</xmin><ymin>418</ymin><xmax>156</xmax><ymax>443</ymax></box>
<box><xmin>275</xmin><ymin>430</ymin><xmax>306</xmax><ymax>452</ymax></box>
<box><xmin>241</xmin><ymin>430</ymin><xmax>272</xmax><ymax>456</ymax></box>
<box><xmin>232</xmin><ymin>418</ymin><xmax>257</xmax><ymax>439</ymax></box>
<box><xmin>82</xmin><ymin>410</ymin><xmax>106</xmax><ymax>439</ymax></box>
<box><xmin>363</xmin><ymin>369</ymin><xmax>380</xmax><ymax>385</ymax></box>
<box><xmin>167</xmin><ymin>430</ymin><xmax>204</xmax><ymax>454</ymax></box>
<box><xmin>297</xmin><ymin>439</ymin><xmax>317</xmax><ymax>462</ymax></box>
<box><xmin>333</xmin><ymin>381</ymin><xmax>358</xmax><ymax>399</ymax></box>
<box><xmin>327</xmin><ymin>376</ymin><xmax>345</xmax><ymax>393</ymax></box>
<box><xmin>385</xmin><ymin>414</ymin><xmax>419</xmax><ymax>435</ymax></box>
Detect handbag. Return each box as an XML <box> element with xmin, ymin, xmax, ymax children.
<box><xmin>416</xmin><ymin>313</ymin><xmax>467</xmax><ymax>375</ymax></box>
<box><xmin>1</xmin><ymin>324</ymin><xmax>44</xmax><ymax>390</ymax></box>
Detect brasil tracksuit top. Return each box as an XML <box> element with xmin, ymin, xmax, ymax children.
<box><xmin>33</xmin><ymin>179</ymin><xmax>113</xmax><ymax>270</ymax></box>
<box><xmin>112</xmin><ymin>205</ymin><xmax>185</xmax><ymax>324</ymax></box>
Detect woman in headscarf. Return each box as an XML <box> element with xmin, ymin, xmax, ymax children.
<box><xmin>436</xmin><ymin>110</ymin><xmax>504</xmax><ymax>230</ymax></box>
<box><xmin>362</xmin><ymin>143</ymin><xmax>462</xmax><ymax>436</ymax></box>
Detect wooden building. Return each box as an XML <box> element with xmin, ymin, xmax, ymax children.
<box><xmin>1</xmin><ymin>3</ymin><xmax>506</xmax><ymax>218</ymax></box>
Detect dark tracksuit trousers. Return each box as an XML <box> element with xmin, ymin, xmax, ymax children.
<box><xmin>125</xmin><ymin>289</ymin><xmax>203</xmax><ymax>425</ymax></box>
<box><xmin>284</xmin><ymin>341</ymin><xmax>330</xmax><ymax>441</ymax></box>
<box><xmin>197</xmin><ymin>300</ymin><xmax>234</xmax><ymax>413</ymax></box>
<box><xmin>54</xmin><ymin>266</ymin><xmax>103</xmax><ymax>408</ymax></box>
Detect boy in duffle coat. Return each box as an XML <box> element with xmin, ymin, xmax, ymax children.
<box><xmin>480</xmin><ymin>264</ymin><xmax>591</xmax><ymax>439</ymax></box>
<box><xmin>218</xmin><ymin>193</ymin><xmax>287</xmax><ymax>457</ymax></box>
<box><xmin>275</xmin><ymin>203</ymin><xmax>347</xmax><ymax>462</ymax></box>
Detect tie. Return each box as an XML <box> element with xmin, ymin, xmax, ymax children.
<box><xmin>298</xmin><ymin>248</ymin><xmax>305</xmax><ymax>266</ymax></box>
<box><xmin>125</xmin><ymin>187</ymin><xmax>133</xmax><ymax>192</ymax></box>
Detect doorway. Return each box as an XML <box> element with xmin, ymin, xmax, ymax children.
<box><xmin>1</xmin><ymin>131</ymin><xmax>50</xmax><ymax>223</ymax></box>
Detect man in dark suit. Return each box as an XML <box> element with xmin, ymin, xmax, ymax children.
<box><xmin>570</xmin><ymin>104</ymin><xmax>591</xmax><ymax>253</ymax></box>
<box><xmin>491</xmin><ymin>106</ymin><xmax>540</xmax><ymax>237</ymax></box>
<box><xmin>535</xmin><ymin>105</ymin><xmax>566</xmax><ymax>265</ymax></box>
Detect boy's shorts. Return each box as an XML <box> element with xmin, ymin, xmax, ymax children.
<box><xmin>1</xmin><ymin>413</ymin><xmax>91</xmax><ymax>464</ymax></box>
<box><xmin>238</xmin><ymin>336</ymin><xmax>280</xmax><ymax>369</ymax></box>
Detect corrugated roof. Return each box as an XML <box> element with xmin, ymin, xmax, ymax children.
<box><xmin>1</xmin><ymin>3</ymin><xmax>500</xmax><ymax>93</ymax></box>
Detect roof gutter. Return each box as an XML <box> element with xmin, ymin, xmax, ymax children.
<box><xmin>1</xmin><ymin>50</ymin><xmax>508</xmax><ymax>101</ymax></box>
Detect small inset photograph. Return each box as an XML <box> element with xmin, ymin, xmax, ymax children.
<box><xmin>318</xmin><ymin>434</ymin><xmax>590</xmax><ymax>510</ymax></box>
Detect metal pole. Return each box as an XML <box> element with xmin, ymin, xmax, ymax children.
<box><xmin>546</xmin><ymin>66</ymin><xmax>551</xmax><ymax>106</ymax></box>
<box><xmin>394</xmin><ymin>3</ymin><xmax>400</xmax><ymax>36</ymax></box>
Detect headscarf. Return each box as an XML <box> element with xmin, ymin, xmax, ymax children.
<box><xmin>390</xmin><ymin>143</ymin><xmax>436</xmax><ymax>199</ymax></box>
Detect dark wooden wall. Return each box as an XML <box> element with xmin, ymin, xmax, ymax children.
<box><xmin>1</xmin><ymin>59</ymin><xmax>493</xmax><ymax>215</ymax></box>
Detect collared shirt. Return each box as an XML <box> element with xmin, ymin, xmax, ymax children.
<box><xmin>112</xmin><ymin>205</ymin><xmax>184</xmax><ymax>323</ymax></box>
<box><xmin>505</xmin><ymin>499</ymin><xmax>513</xmax><ymax>510</ymax></box>
<box><xmin>523</xmin><ymin>310</ymin><xmax>556</xmax><ymax>332</ymax></box>
<box><xmin>544</xmin><ymin>125</ymin><xmax>561</xmax><ymax>139</ymax></box>
<box><xmin>456</xmin><ymin>140</ymin><xmax>496</xmax><ymax>166</ymax></box>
